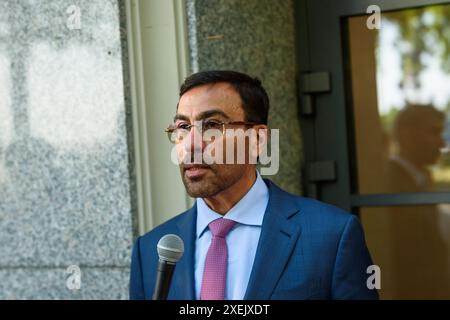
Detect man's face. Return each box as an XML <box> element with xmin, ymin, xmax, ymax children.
<box><xmin>175</xmin><ymin>82</ymin><xmax>255</xmax><ymax>198</ymax></box>
<box><xmin>415</xmin><ymin>119</ymin><xmax>446</xmax><ymax>166</ymax></box>
<box><xmin>399</xmin><ymin>115</ymin><xmax>446</xmax><ymax>167</ymax></box>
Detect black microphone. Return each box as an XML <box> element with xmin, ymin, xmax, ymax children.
<box><xmin>152</xmin><ymin>234</ymin><xmax>184</xmax><ymax>300</ymax></box>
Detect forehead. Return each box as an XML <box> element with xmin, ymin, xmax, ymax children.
<box><xmin>177</xmin><ymin>82</ymin><xmax>244</xmax><ymax>119</ymax></box>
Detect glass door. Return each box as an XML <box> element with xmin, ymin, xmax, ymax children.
<box><xmin>296</xmin><ymin>0</ymin><xmax>450</xmax><ymax>299</ymax></box>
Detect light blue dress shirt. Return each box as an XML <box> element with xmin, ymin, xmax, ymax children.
<box><xmin>195</xmin><ymin>171</ymin><xmax>269</xmax><ymax>300</ymax></box>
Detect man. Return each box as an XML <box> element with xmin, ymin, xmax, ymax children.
<box><xmin>129</xmin><ymin>70</ymin><xmax>378</xmax><ymax>300</ymax></box>
<box><xmin>384</xmin><ymin>104</ymin><xmax>450</xmax><ymax>298</ymax></box>
<box><xmin>386</xmin><ymin>104</ymin><xmax>446</xmax><ymax>193</ymax></box>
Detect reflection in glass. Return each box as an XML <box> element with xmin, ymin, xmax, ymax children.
<box><xmin>348</xmin><ymin>4</ymin><xmax>450</xmax><ymax>194</ymax></box>
<box><xmin>348</xmin><ymin>4</ymin><xmax>450</xmax><ymax>299</ymax></box>
<box><xmin>386</xmin><ymin>104</ymin><xmax>445</xmax><ymax>192</ymax></box>
<box><xmin>361</xmin><ymin>205</ymin><xmax>450</xmax><ymax>299</ymax></box>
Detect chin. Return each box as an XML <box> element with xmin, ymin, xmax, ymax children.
<box><xmin>186</xmin><ymin>189</ymin><xmax>211</xmax><ymax>198</ymax></box>
<box><xmin>184</xmin><ymin>181</ymin><xmax>209</xmax><ymax>198</ymax></box>
<box><xmin>185</xmin><ymin>181</ymin><xmax>221</xmax><ymax>198</ymax></box>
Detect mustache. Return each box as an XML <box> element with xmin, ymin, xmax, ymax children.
<box><xmin>179</xmin><ymin>152</ymin><xmax>211</xmax><ymax>167</ymax></box>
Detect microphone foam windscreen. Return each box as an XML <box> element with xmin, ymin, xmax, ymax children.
<box><xmin>157</xmin><ymin>234</ymin><xmax>184</xmax><ymax>263</ymax></box>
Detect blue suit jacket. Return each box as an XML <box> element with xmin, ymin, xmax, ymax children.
<box><xmin>129</xmin><ymin>179</ymin><xmax>378</xmax><ymax>300</ymax></box>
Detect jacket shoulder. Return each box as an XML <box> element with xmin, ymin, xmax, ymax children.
<box><xmin>297</xmin><ymin>196</ymin><xmax>351</xmax><ymax>221</ymax></box>
<box><xmin>266</xmin><ymin>179</ymin><xmax>354</xmax><ymax>230</ymax></box>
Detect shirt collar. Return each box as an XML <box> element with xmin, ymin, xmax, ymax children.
<box><xmin>390</xmin><ymin>154</ymin><xmax>428</xmax><ymax>187</ymax></box>
<box><xmin>196</xmin><ymin>171</ymin><xmax>269</xmax><ymax>238</ymax></box>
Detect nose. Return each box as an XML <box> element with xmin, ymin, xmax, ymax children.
<box><xmin>183</xmin><ymin>124</ymin><xmax>206</xmax><ymax>154</ymax></box>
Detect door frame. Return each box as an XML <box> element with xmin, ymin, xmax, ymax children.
<box><xmin>125</xmin><ymin>0</ymin><xmax>192</xmax><ymax>234</ymax></box>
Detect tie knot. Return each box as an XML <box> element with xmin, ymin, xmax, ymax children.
<box><xmin>208</xmin><ymin>218</ymin><xmax>236</xmax><ymax>238</ymax></box>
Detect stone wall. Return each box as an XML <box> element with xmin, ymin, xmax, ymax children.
<box><xmin>0</xmin><ymin>0</ymin><xmax>135</xmax><ymax>299</ymax></box>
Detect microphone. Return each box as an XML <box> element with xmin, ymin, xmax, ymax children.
<box><xmin>152</xmin><ymin>234</ymin><xmax>184</xmax><ymax>300</ymax></box>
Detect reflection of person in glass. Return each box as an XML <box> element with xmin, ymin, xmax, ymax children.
<box><xmin>387</xmin><ymin>103</ymin><xmax>446</xmax><ymax>192</ymax></box>
<box><xmin>386</xmin><ymin>103</ymin><xmax>450</xmax><ymax>299</ymax></box>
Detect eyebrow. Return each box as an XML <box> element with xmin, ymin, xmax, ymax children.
<box><xmin>173</xmin><ymin>109</ymin><xmax>232</xmax><ymax>122</ymax></box>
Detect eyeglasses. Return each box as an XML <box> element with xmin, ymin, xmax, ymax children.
<box><xmin>165</xmin><ymin>120</ymin><xmax>259</xmax><ymax>144</ymax></box>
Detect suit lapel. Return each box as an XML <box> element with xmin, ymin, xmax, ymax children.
<box><xmin>171</xmin><ymin>204</ymin><xmax>197</xmax><ymax>300</ymax></box>
<box><xmin>244</xmin><ymin>180</ymin><xmax>302</xmax><ymax>300</ymax></box>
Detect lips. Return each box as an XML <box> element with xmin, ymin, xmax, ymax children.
<box><xmin>183</xmin><ymin>164</ymin><xmax>211</xmax><ymax>179</ymax></box>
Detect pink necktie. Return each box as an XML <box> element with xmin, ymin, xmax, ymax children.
<box><xmin>200</xmin><ymin>218</ymin><xmax>236</xmax><ymax>300</ymax></box>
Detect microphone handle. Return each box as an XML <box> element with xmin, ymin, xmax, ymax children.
<box><xmin>152</xmin><ymin>260</ymin><xmax>176</xmax><ymax>300</ymax></box>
